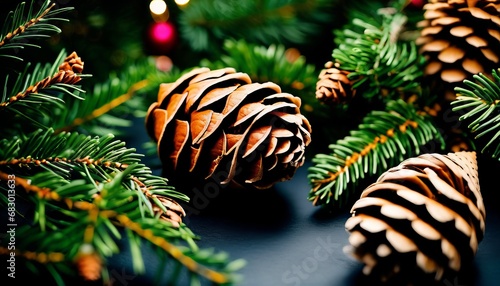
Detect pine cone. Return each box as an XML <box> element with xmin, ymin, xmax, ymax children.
<box><xmin>344</xmin><ymin>151</ymin><xmax>485</xmax><ymax>283</ymax></box>
<box><xmin>75</xmin><ymin>244</ymin><xmax>102</xmax><ymax>281</ymax></box>
<box><xmin>416</xmin><ymin>0</ymin><xmax>500</xmax><ymax>98</ymax></box>
<box><xmin>146</xmin><ymin>67</ymin><xmax>312</xmax><ymax>189</ymax></box>
<box><xmin>315</xmin><ymin>61</ymin><xmax>354</xmax><ymax>104</ymax></box>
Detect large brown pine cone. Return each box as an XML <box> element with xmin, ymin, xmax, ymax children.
<box><xmin>344</xmin><ymin>151</ymin><xmax>485</xmax><ymax>283</ymax></box>
<box><xmin>145</xmin><ymin>67</ymin><xmax>312</xmax><ymax>189</ymax></box>
<box><xmin>315</xmin><ymin>61</ymin><xmax>354</xmax><ymax>105</ymax></box>
<box><xmin>416</xmin><ymin>0</ymin><xmax>500</xmax><ymax>98</ymax></box>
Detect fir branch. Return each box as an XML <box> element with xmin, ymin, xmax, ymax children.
<box><xmin>0</xmin><ymin>128</ymin><xmax>188</xmax><ymax>202</ymax></box>
<box><xmin>451</xmin><ymin>69</ymin><xmax>500</xmax><ymax>159</ymax></box>
<box><xmin>56</xmin><ymin>79</ymin><xmax>149</xmax><ymax>134</ymax></box>
<box><xmin>178</xmin><ymin>0</ymin><xmax>336</xmax><ymax>51</ymax></box>
<box><xmin>0</xmin><ymin>51</ymin><xmax>84</xmax><ymax>108</ymax></box>
<box><xmin>331</xmin><ymin>7</ymin><xmax>425</xmax><ymax>102</ymax></box>
<box><xmin>0</xmin><ymin>133</ymin><xmax>242</xmax><ymax>285</ymax></box>
<box><xmin>52</xmin><ymin>57</ymin><xmax>182</xmax><ymax>136</ymax></box>
<box><xmin>0</xmin><ymin>247</ymin><xmax>65</xmax><ymax>263</ymax></box>
<box><xmin>307</xmin><ymin>99</ymin><xmax>444</xmax><ymax>209</ymax></box>
<box><xmin>0</xmin><ymin>170</ymin><xmax>60</xmax><ymax>200</ymax></box>
<box><xmin>0</xmin><ymin>50</ymin><xmax>89</xmax><ymax>137</ymax></box>
<box><xmin>0</xmin><ymin>0</ymin><xmax>73</xmax><ymax>62</ymax></box>
<box><xmin>115</xmin><ymin>214</ymin><xmax>239</xmax><ymax>284</ymax></box>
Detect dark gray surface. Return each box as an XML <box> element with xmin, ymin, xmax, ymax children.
<box><xmin>181</xmin><ymin>162</ymin><xmax>500</xmax><ymax>286</ymax></box>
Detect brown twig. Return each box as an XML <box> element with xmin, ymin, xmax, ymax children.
<box><xmin>0</xmin><ymin>3</ymin><xmax>56</xmax><ymax>47</ymax></box>
<box><xmin>0</xmin><ymin>51</ymin><xmax>84</xmax><ymax>108</ymax></box>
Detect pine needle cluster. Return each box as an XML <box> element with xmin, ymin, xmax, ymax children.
<box><xmin>0</xmin><ymin>1</ymin><xmax>244</xmax><ymax>285</ymax></box>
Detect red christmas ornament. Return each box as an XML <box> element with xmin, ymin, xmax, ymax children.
<box><xmin>407</xmin><ymin>0</ymin><xmax>426</xmax><ymax>9</ymax></box>
<box><xmin>146</xmin><ymin>21</ymin><xmax>177</xmax><ymax>55</ymax></box>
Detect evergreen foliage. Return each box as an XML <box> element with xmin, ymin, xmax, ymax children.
<box><xmin>452</xmin><ymin>69</ymin><xmax>500</xmax><ymax>160</ymax></box>
<box><xmin>0</xmin><ymin>1</ymin><xmax>72</xmax><ymax>63</ymax></box>
<box><xmin>3</xmin><ymin>0</ymin><xmax>500</xmax><ymax>283</ymax></box>
<box><xmin>308</xmin><ymin>99</ymin><xmax>444</xmax><ymax>208</ymax></box>
<box><xmin>305</xmin><ymin>1</ymin><xmax>445</xmax><ymax>209</ymax></box>
<box><xmin>0</xmin><ymin>1</ymin><xmax>243</xmax><ymax>285</ymax></box>
<box><xmin>0</xmin><ymin>49</ymin><xmax>90</xmax><ymax>138</ymax></box>
<box><xmin>331</xmin><ymin>3</ymin><xmax>424</xmax><ymax>102</ymax></box>
<box><xmin>178</xmin><ymin>0</ymin><xmax>336</xmax><ymax>52</ymax></box>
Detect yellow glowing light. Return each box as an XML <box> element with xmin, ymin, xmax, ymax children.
<box><xmin>175</xmin><ymin>0</ymin><xmax>190</xmax><ymax>6</ymax></box>
<box><xmin>150</xmin><ymin>0</ymin><xmax>167</xmax><ymax>15</ymax></box>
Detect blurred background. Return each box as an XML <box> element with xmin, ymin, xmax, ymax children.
<box><xmin>1</xmin><ymin>0</ymin><xmax>338</xmax><ymax>85</ymax></box>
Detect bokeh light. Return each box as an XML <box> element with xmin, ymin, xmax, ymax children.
<box><xmin>175</xmin><ymin>0</ymin><xmax>190</xmax><ymax>6</ymax></box>
<box><xmin>150</xmin><ymin>0</ymin><xmax>167</xmax><ymax>15</ymax></box>
<box><xmin>151</xmin><ymin>22</ymin><xmax>174</xmax><ymax>43</ymax></box>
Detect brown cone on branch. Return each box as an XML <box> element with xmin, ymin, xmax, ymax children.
<box><xmin>145</xmin><ymin>67</ymin><xmax>312</xmax><ymax>190</ymax></box>
<box><xmin>315</xmin><ymin>61</ymin><xmax>354</xmax><ymax>105</ymax></box>
<box><xmin>344</xmin><ymin>151</ymin><xmax>485</xmax><ymax>283</ymax></box>
<box><xmin>416</xmin><ymin>0</ymin><xmax>500</xmax><ymax>99</ymax></box>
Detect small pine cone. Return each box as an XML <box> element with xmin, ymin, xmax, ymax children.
<box><xmin>75</xmin><ymin>244</ymin><xmax>102</xmax><ymax>281</ymax></box>
<box><xmin>146</xmin><ymin>67</ymin><xmax>312</xmax><ymax>189</ymax></box>
<box><xmin>153</xmin><ymin>196</ymin><xmax>186</xmax><ymax>227</ymax></box>
<box><xmin>315</xmin><ymin>61</ymin><xmax>354</xmax><ymax>104</ymax></box>
<box><xmin>417</xmin><ymin>0</ymin><xmax>500</xmax><ymax>97</ymax></box>
<box><xmin>344</xmin><ymin>151</ymin><xmax>485</xmax><ymax>283</ymax></box>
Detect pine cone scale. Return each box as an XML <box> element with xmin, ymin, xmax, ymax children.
<box><xmin>438</xmin><ymin>46</ymin><xmax>465</xmax><ymax>62</ymax></box>
<box><xmin>242</xmin><ymin>125</ymin><xmax>272</xmax><ymax>158</ymax></box>
<box><xmin>466</xmin><ymin>35</ymin><xmax>488</xmax><ymax>47</ymax></box>
<box><xmin>184</xmin><ymin>75</ymin><xmax>246</xmax><ymax>113</ymax></box>
<box><xmin>222</xmin><ymin>88</ymin><xmax>254</xmax><ymax>114</ymax></box>
<box><xmin>201</xmin><ymin>134</ymin><xmax>226</xmax><ymax>177</ymax></box>
<box><xmin>463</xmin><ymin>58</ymin><xmax>483</xmax><ymax>73</ymax></box>
<box><xmin>198</xmin><ymin>85</ymin><xmax>238</xmax><ymax>110</ymax></box>
<box><xmin>449</xmin><ymin>26</ymin><xmax>472</xmax><ymax>37</ymax></box>
<box><xmin>146</xmin><ymin>104</ymin><xmax>163</xmax><ymax>141</ymax></box>
<box><xmin>488</xmin><ymin>28</ymin><xmax>500</xmax><ymax>40</ymax></box>
<box><xmin>165</xmin><ymin>92</ymin><xmax>189</xmax><ymax>122</ymax></box>
<box><xmin>233</xmin><ymin>102</ymin><xmax>266</xmax><ymax>127</ymax></box>
<box><xmin>466</xmin><ymin>6</ymin><xmax>493</xmax><ymax>19</ymax></box>
<box><xmin>165</xmin><ymin>119</ymin><xmax>190</xmax><ymax>170</ymax></box>
<box><xmin>431</xmin><ymin>16</ymin><xmax>460</xmax><ymax>25</ymax></box>
<box><xmin>191</xmin><ymin>110</ymin><xmax>213</xmax><ymax>143</ymax></box>
<box><xmin>226</xmin><ymin>133</ymin><xmax>243</xmax><ymax>154</ymax></box>
<box><xmin>244</xmin><ymin>155</ymin><xmax>264</xmax><ymax>183</ymax></box>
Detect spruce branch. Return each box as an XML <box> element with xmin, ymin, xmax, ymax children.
<box><xmin>53</xmin><ymin>58</ymin><xmax>183</xmax><ymax>136</ymax></box>
<box><xmin>0</xmin><ymin>129</ymin><xmax>243</xmax><ymax>285</ymax></box>
<box><xmin>307</xmin><ymin>99</ymin><xmax>444</xmax><ymax>209</ymax></box>
<box><xmin>0</xmin><ymin>128</ymin><xmax>189</xmax><ymax>208</ymax></box>
<box><xmin>0</xmin><ymin>0</ymin><xmax>73</xmax><ymax>62</ymax></box>
<box><xmin>0</xmin><ymin>49</ymin><xmax>89</xmax><ymax>137</ymax></box>
<box><xmin>451</xmin><ymin>69</ymin><xmax>500</xmax><ymax>159</ymax></box>
<box><xmin>55</xmin><ymin>79</ymin><xmax>148</xmax><ymax>134</ymax></box>
<box><xmin>0</xmin><ymin>50</ymin><xmax>84</xmax><ymax>107</ymax></box>
<box><xmin>331</xmin><ymin>6</ymin><xmax>425</xmax><ymax>102</ymax></box>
